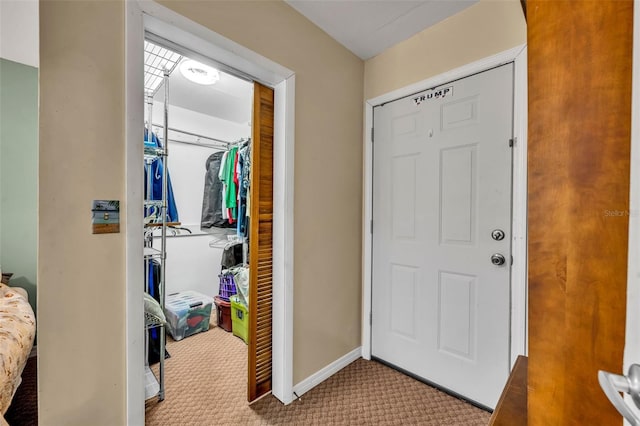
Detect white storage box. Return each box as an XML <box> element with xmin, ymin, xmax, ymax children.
<box><xmin>164</xmin><ymin>291</ymin><xmax>214</xmax><ymax>341</ymax></box>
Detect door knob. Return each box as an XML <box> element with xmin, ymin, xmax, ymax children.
<box><xmin>599</xmin><ymin>364</ymin><xmax>640</xmax><ymax>425</ymax></box>
<box><xmin>491</xmin><ymin>253</ymin><xmax>506</xmax><ymax>266</ymax></box>
<box><xmin>491</xmin><ymin>229</ymin><xmax>505</xmax><ymax>241</ymax></box>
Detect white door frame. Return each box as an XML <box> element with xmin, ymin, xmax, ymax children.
<box><xmin>362</xmin><ymin>45</ymin><xmax>528</xmax><ymax>368</ymax></box>
<box><xmin>125</xmin><ymin>2</ymin><xmax>296</xmax><ymax>424</ymax></box>
<box><xmin>624</xmin><ymin>3</ymin><xmax>640</xmax><ymax>422</ymax></box>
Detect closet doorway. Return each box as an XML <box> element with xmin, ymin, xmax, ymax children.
<box><xmin>142</xmin><ymin>35</ymin><xmax>274</xmax><ymax>406</ymax></box>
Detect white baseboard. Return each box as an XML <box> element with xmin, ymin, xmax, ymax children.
<box><xmin>292</xmin><ymin>347</ymin><xmax>361</xmax><ymax>398</ymax></box>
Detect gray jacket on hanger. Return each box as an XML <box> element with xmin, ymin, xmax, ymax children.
<box><xmin>201</xmin><ymin>151</ymin><xmax>234</xmax><ymax>230</ymax></box>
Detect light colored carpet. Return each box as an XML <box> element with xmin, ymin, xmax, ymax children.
<box><xmin>146</xmin><ymin>323</ymin><xmax>490</xmax><ymax>425</ymax></box>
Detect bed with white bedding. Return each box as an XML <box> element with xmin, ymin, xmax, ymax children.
<box><xmin>0</xmin><ymin>283</ymin><xmax>35</xmax><ymax>424</ymax></box>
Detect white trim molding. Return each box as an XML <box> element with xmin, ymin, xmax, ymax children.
<box><xmin>511</xmin><ymin>46</ymin><xmax>528</xmax><ymax>361</ymax></box>
<box><xmin>124</xmin><ymin>2</ymin><xmax>146</xmax><ymax>423</ymax></box>
<box><xmin>125</xmin><ymin>2</ymin><xmax>296</xmax><ymax>423</ymax></box>
<box><xmin>624</xmin><ymin>2</ymin><xmax>640</xmax><ymax>423</ymax></box>
<box><xmin>362</xmin><ymin>44</ymin><xmax>528</xmax><ymax>367</ymax></box>
<box><xmin>272</xmin><ymin>75</ymin><xmax>296</xmax><ymax>405</ymax></box>
<box><xmin>292</xmin><ymin>347</ymin><xmax>362</xmax><ymax>398</ymax></box>
<box><xmin>361</xmin><ymin>105</ymin><xmax>374</xmax><ymax>361</ymax></box>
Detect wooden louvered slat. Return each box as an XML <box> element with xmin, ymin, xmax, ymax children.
<box><xmin>257</xmin><ymin>354</ymin><xmax>271</xmax><ymax>363</ymax></box>
<box><xmin>257</xmin><ymin>318</ymin><xmax>271</xmax><ymax>332</ymax></box>
<box><xmin>257</xmin><ymin>311</ymin><xmax>272</xmax><ymax>319</ymax></box>
<box><xmin>257</xmin><ymin>360</ymin><xmax>271</xmax><ymax>369</ymax></box>
<box><xmin>248</xmin><ymin>82</ymin><xmax>274</xmax><ymax>403</ymax></box>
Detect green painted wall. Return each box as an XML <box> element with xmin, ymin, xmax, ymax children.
<box><xmin>0</xmin><ymin>57</ymin><xmax>38</xmax><ymax>312</ymax></box>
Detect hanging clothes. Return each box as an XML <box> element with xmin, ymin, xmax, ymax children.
<box><xmin>220</xmin><ymin>146</ymin><xmax>239</xmax><ymax>222</ymax></box>
<box><xmin>146</xmin><ymin>259</ymin><xmax>169</xmax><ymax>364</ymax></box>
<box><xmin>201</xmin><ymin>139</ymin><xmax>251</xmax><ymax>232</ymax></box>
<box><xmin>237</xmin><ymin>142</ymin><xmax>251</xmax><ymax>237</ymax></box>
<box><xmin>144</xmin><ymin>129</ymin><xmax>179</xmax><ymax>222</ymax></box>
<box><xmin>201</xmin><ymin>151</ymin><xmax>234</xmax><ymax>229</ymax></box>
<box><xmin>218</xmin><ymin>150</ymin><xmax>229</xmax><ymax>221</ymax></box>
<box><xmin>221</xmin><ymin>241</ymin><xmax>244</xmax><ymax>269</ymax></box>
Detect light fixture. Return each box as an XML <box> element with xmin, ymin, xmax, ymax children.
<box><xmin>180</xmin><ymin>59</ymin><xmax>220</xmax><ymax>85</ymax></box>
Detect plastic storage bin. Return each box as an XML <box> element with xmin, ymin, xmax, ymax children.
<box><xmin>164</xmin><ymin>291</ymin><xmax>213</xmax><ymax>341</ymax></box>
<box><xmin>218</xmin><ymin>273</ymin><xmax>237</xmax><ymax>302</ymax></box>
<box><xmin>230</xmin><ymin>295</ymin><xmax>248</xmax><ymax>344</ymax></box>
<box><xmin>214</xmin><ymin>296</ymin><xmax>232</xmax><ymax>332</ymax></box>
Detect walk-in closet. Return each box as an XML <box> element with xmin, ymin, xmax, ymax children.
<box><xmin>141</xmin><ymin>35</ymin><xmax>274</xmax><ymax>419</ymax></box>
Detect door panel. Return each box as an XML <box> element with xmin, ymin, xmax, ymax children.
<box><xmin>527</xmin><ymin>2</ymin><xmax>632</xmax><ymax>424</ymax></box>
<box><xmin>391</xmin><ymin>155</ymin><xmax>417</xmax><ymax>238</ymax></box>
<box><xmin>371</xmin><ymin>64</ymin><xmax>514</xmax><ymax>409</ymax></box>
<box><xmin>440</xmin><ymin>144</ymin><xmax>476</xmax><ymax>244</ymax></box>
<box><xmin>438</xmin><ymin>271</ymin><xmax>476</xmax><ymax>360</ymax></box>
<box><xmin>389</xmin><ymin>264</ymin><xmax>418</xmax><ymax>339</ymax></box>
<box><xmin>248</xmin><ymin>82</ymin><xmax>274</xmax><ymax>402</ymax></box>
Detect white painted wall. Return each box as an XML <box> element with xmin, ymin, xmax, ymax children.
<box><xmin>0</xmin><ymin>0</ymin><xmax>38</xmax><ymax>67</ymax></box>
<box><xmin>150</xmin><ymin>101</ymin><xmax>250</xmax><ymax>226</ymax></box>
<box><xmin>147</xmin><ymin>101</ymin><xmax>250</xmax><ymax>299</ymax></box>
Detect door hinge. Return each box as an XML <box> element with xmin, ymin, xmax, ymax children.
<box><xmin>371</xmin><ymin>127</ymin><xmax>375</xmax><ymax>143</ymax></box>
<box><xmin>509</xmin><ymin>137</ymin><xmax>517</xmax><ymax>148</ymax></box>
<box><xmin>370</xmin><ymin>311</ymin><xmax>372</xmax><ymax>326</ymax></box>
<box><xmin>370</xmin><ymin>220</ymin><xmax>373</xmax><ymax>234</ymax></box>
<box><xmin>511</xmin><ymin>255</ymin><xmax>514</xmax><ymax>266</ymax></box>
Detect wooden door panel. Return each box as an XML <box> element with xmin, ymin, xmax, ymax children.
<box><xmin>527</xmin><ymin>1</ymin><xmax>633</xmax><ymax>424</ymax></box>
<box><xmin>248</xmin><ymin>82</ymin><xmax>274</xmax><ymax>402</ymax></box>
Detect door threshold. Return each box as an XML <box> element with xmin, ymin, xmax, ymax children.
<box><xmin>370</xmin><ymin>356</ymin><xmax>493</xmax><ymax>413</ymax></box>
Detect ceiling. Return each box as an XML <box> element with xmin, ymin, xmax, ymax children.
<box><xmin>285</xmin><ymin>0</ymin><xmax>479</xmax><ymax>60</ymax></box>
<box><xmin>146</xmin><ymin>1</ymin><xmax>479</xmax><ymax>127</ymax></box>
<box><xmin>153</xmin><ymin>58</ymin><xmax>253</xmax><ymax>126</ymax></box>
<box><xmin>145</xmin><ymin>39</ymin><xmax>253</xmax><ymax>126</ymax></box>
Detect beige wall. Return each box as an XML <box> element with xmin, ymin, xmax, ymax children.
<box><xmin>38</xmin><ymin>0</ymin><xmax>525</xmax><ymax>421</ymax></box>
<box><xmin>364</xmin><ymin>0</ymin><xmax>526</xmax><ymax>100</ymax></box>
<box><xmin>39</xmin><ymin>0</ymin><xmax>363</xmax><ymax>422</ymax></box>
<box><xmin>39</xmin><ymin>0</ymin><xmax>126</xmax><ymax>424</ymax></box>
<box><xmin>158</xmin><ymin>0</ymin><xmax>365</xmax><ymax>385</ymax></box>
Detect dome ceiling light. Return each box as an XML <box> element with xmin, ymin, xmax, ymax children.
<box><xmin>180</xmin><ymin>59</ymin><xmax>220</xmax><ymax>85</ymax></box>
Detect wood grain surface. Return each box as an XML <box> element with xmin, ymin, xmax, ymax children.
<box><xmin>527</xmin><ymin>1</ymin><xmax>633</xmax><ymax>424</ymax></box>
<box><xmin>490</xmin><ymin>355</ymin><xmax>527</xmax><ymax>426</ymax></box>
<box><xmin>248</xmin><ymin>82</ymin><xmax>275</xmax><ymax>402</ymax></box>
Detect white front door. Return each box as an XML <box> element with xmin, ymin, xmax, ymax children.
<box><xmin>371</xmin><ymin>63</ymin><xmax>514</xmax><ymax>409</ymax></box>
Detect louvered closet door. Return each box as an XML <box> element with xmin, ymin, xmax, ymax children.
<box><xmin>248</xmin><ymin>82</ymin><xmax>274</xmax><ymax>402</ymax></box>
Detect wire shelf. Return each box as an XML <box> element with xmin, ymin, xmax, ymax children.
<box><xmin>207</xmin><ymin>228</ymin><xmax>242</xmax><ymax>249</ymax></box>
<box><xmin>144</xmin><ymin>247</ymin><xmax>161</xmax><ymax>258</ymax></box>
<box><xmin>144</xmin><ymin>40</ymin><xmax>182</xmax><ymax>96</ymax></box>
